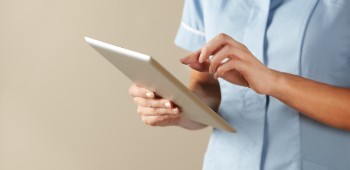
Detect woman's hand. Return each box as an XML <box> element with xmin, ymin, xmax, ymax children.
<box><xmin>181</xmin><ymin>33</ymin><xmax>350</xmax><ymax>130</ymax></box>
<box><xmin>129</xmin><ymin>84</ymin><xmax>181</xmax><ymax>127</ymax></box>
<box><xmin>128</xmin><ymin>84</ymin><xmax>207</xmax><ymax>130</ymax></box>
<box><xmin>180</xmin><ymin>33</ymin><xmax>277</xmax><ymax>95</ymax></box>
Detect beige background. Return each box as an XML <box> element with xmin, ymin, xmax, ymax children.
<box><xmin>0</xmin><ymin>0</ymin><xmax>211</xmax><ymax>169</ymax></box>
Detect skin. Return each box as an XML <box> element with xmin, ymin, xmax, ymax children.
<box><xmin>128</xmin><ymin>69</ymin><xmax>218</xmax><ymax>130</ymax></box>
<box><xmin>129</xmin><ymin>33</ymin><xmax>350</xmax><ymax>131</ymax></box>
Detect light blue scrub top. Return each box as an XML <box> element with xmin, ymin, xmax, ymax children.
<box><xmin>175</xmin><ymin>0</ymin><xmax>350</xmax><ymax>170</ymax></box>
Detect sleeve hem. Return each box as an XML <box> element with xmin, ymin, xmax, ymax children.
<box><xmin>180</xmin><ymin>22</ymin><xmax>205</xmax><ymax>37</ymax></box>
<box><xmin>174</xmin><ymin>22</ymin><xmax>206</xmax><ymax>52</ymax></box>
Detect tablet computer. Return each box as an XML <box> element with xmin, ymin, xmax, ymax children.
<box><xmin>85</xmin><ymin>37</ymin><xmax>235</xmax><ymax>132</ymax></box>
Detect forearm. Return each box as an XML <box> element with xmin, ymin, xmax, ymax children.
<box><xmin>269</xmin><ymin>70</ymin><xmax>350</xmax><ymax>131</ymax></box>
<box><xmin>178</xmin><ymin>70</ymin><xmax>221</xmax><ymax>130</ymax></box>
<box><xmin>180</xmin><ymin>33</ymin><xmax>350</xmax><ymax>131</ymax></box>
<box><xmin>188</xmin><ymin>72</ymin><xmax>221</xmax><ymax>111</ymax></box>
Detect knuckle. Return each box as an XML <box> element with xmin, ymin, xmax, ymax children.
<box><xmin>212</xmin><ymin>59</ymin><xmax>220</xmax><ymax>66</ymax></box>
<box><xmin>153</xmin><ymin>101</ymin><xmax>160</xmax><ymax>108</ymax></box>
<box><xmin>129</xmin><ymin>84</ymin><xmax>144</xmax><ymax>97</ymax></box>
<box><xmin>128</xmin><ymin>85</ymin><xmax>135</xmax><ymax>96</ymax></box>
<box><xmin>134</xmin><ymin>97</ymin><xmax>143</xmax><ymax>104</ymax></box>
<box><xmin>152</xmin><ymin>100</ymin><xmax>161</xmax><ymax>108</ymax></box>
<box><xmin>217</xmin><ymin>33</ymin><xmax>228</xmax><ymax>40</ymax></box>
<box><xmin>148</xmin><ymin>119</ymin><xmax>157</xmax><ymax>126</ymax></box>
<box><xmin>155</xmin><ymin>116</ymin><xmax>162</xmax><ymax>122</ymax></box>
<box><xmin>157</xmin><ymin>116</ymin><xmax>166</xmax><ymax>122</ymax></box>
<box><xmin>144</xmin><ymin>120</ymin><xmax>152</xmax><ymax>126</ymax></box>
<box><xmin>142</xmin><ymin>117</ymin><xmax>154</xmax><ymax>126</ymax></box>
<box><xmin>142</xmin><ymin>117</ymin><xmax>153</xmax><ymax>126</ymax></box>
<box><xmin>141</xmin><ymin>116</ymin><xmax>147</xmax><ymax>123</ymax></box>
<box><xmin>160</xmin><ymin>99</ymin><xmax>167</xmax><ymax>106</ymax></box>
<box><xmin>223</xmin><ymin>44</ymin><xmax>232</xmax><ymax>52</ymax></box>
<box><xmin>138</xmin><ymin>90</ymin><xmax>145</xmax><ymax>98</ymax></box>
<box><xmin>163</xmin><ymin>108</ymin><xmax>170</xmax><ymax>114</ymax></box>
<box><xmin>132</xmin><ymin>97</ymin><xmax>138</xmax><ymax>104</ymax></box>
<box><xmin>145</xmin><ymin>99</ymin><xmax>152</xmax><ymax>107</ymax></box>
<box><xmin>156</xmin><ymin>101</ymin><xmax>163</xmax><ymax>108</ymax></box>
<box><xmin>155</xmin><ymin>108</ymin><xmax>165</xmax><ymax>114</ymax></box>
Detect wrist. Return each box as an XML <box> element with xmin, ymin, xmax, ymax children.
<box><xmin>266</xmin><ymin>69</ymin><xmax>284</xmax><ymax>97</ymax></box>
<box><xmin>188</xmin><ymin>82</ymin><xmax>221</xmax><ymax>111</ymax></box>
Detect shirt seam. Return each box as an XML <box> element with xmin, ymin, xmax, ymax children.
<box><xmin>181</xmin><ymin>21</ymin><xmax>206</xmax><ymax>37</ymax></box>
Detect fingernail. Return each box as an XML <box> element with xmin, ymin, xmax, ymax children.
<box><xmin>164</xmin><ymin>102</ymin><xmax>171</xmax><ymax>108</ymax></box>
<box><xmin>172</xmin><ymin>108</ymin><xmax>178</xmax><ymax>114</ymax></box>
<box><xmin>198</xmin><ymin>54</ymin><xmax>203</xmax><ymax>63</ymax></box>
<box><xmin>146</xmin><ymin>92</ymin><xmax>154</xmax><ymax>98</ymax></box>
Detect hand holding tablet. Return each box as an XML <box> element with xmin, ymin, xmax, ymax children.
<box><xmin>128</xmin><ymin>83</ymin><xmax>208</xmax><ymax>129</ymax></box>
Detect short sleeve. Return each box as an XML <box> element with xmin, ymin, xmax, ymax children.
<box><xmin>175</xmin><ymin>0</ymin><xmax>206</xmax><ymax>52</ymax></box>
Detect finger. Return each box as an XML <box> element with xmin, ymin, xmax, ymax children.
<box><xmin>137</xmin><ymin>106</ymin><xmax>180</xmax><ymax>116</ymax></box>
<box><xmin>141</xmin><ymin>114</ymin><xmax>181</xmax><ymax>126</ymax></box>
<box><xmin>180</xmin><ymin>49</ymin><xmax>210</xmax><ymax>72</ymax></box>
<box><xmin>187</xmin><ymin>61</ymin><xmax>211</xmax><ymax>72</ymax></box>
<box><xmin>198</xmin><ymin>33</ymin><xmax>230</xmax><ymax>63</ymax></box>
<box><xmin>133</xmin><ymin>97</ymin><xmax>174</xmax><ymax>108</ymax></box>
<box><xmin>214</xmin><ymin>59</ymin><xmax>247</xmax><ymax>79</ymax></box>
<box><xmin>180</xmin><ymin>49</ymin><xmax>201</xmax><ymax>65</ymax></box>
<box><xmin>155</xmin><ymin>115</ymin><xmax>182</xmax><ymax>127</ymax></box>
<box><xmin>208</xmin><ymin>45</ymin><xmax>231</xmax><ymax>73</ymax></box>
<box><xmin>209</xmin><ymin>46</ymin><xmax>246</xmax><ymax>73</ymax></box>
<box><xmin>128</xmin><ymin>84</ymin><xmax>155</xmax><ymax>98</ymax></box>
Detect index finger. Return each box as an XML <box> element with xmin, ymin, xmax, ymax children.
<box><xmin>128</xmin><ymin>84</ymin><xmax>155</xmax><ymax>99</ymax></box>
<box><xmin>198</xmin><ymin>33</ymin><xmax>229</xmax><ymax>63</ymax></box>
